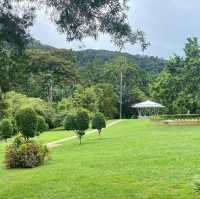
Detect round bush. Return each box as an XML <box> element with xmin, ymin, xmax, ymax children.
<box><xmin>15</xmin><ymin>107</ymin><xmax>38</xmax><ymax>140</ymax></box>
<box><xmin>64</xmin><ymin>113</ymin><xmax>76</xmax><ymax>130</ymax></box>
<box><xmin>76</xmin><ymin>109</ymin><xmax>90</xmax><ymax>131</ymax></box>
<box><xmin>0</xmin><ymin>119</ymin><xmax>13</xmax><ymax>141</ymax></box>
<box><xmin>5</xmin><ymin>140</ymin><xmax>49</xmax><ymax>169</ymax></box>
<box><xmin>92</xmin><ymin>113</ymin><xmax>106</xmax><ymax>135</ymax></box>
<box><xmin>37</xmin><ymin>116</ymin><xmax>48</xmax><ymax>134</ymax></box>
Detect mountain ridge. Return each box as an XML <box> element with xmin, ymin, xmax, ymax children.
<box><xmin>28</xmin><ymin>39</ymin><xmax>167</xmax><ymax>74</ymax></box>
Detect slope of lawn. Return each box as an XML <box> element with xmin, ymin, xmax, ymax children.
<box><xmin>0</xmin><ymin>120</ymin><xmax>116</xmax><ymax>162</ymax></box>
<box><xmin>1</xmin><ymin>120</ymin><xmax>200</xmax><ymax>199</ymax></box>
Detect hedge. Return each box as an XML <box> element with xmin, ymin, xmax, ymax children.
<box><xmin>153</xmin><ymin>114</ymin><xmax>200</xmax><ymax>121</ymax></box>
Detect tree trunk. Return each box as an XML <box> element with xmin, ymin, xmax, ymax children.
<box><xmin>119</xmin><ymin>70</ymin><xmax>123</xmax><ymax>119</ymax></box>
<box><xmin>98</xmin><ymin>129</ymin><xmax>101</xmax><ymax>136</ymax></box>
<box><xmin>79</xmin><ymin>135</ymin><xmax>82</xmax><ymax>145</ymax></box>
<box><xmin>48</xmin><ymin>80</ymin><xmax>53</xmax><ymax>102</ymax></box>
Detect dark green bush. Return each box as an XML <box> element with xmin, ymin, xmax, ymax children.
<box><xmin>64</xmin><ymin>109</ymin><xmax>89</xmax><ymax>144</ymax></box>
<box><xmin>5</xmin><ymin>140</ymin><xmax>49</xmax><ymax>169</ymax></box>
<box><xmin>92</xmin><ymin>113</ymin><xmax>106</xmax><ymax>135</ymax></box>
<box><xmin>0</xmin><ymin>119</ymin><xmax>13</xmax><ymax>142</ymax></box>
<box><xmin>15</xmin><ymin>107</ymin><xmax>38</xmax><ymax>140</ymax></box>
<box><xmin>75</xmin><ymin>109</ymin><xmax>90</xmax><ymax>144</ymax></box>
<box><xmin>37</xmin><ymin>116</ymin><xmax>48</xmax><ymax>134</ymax></box>
<box><xmin>75</xmin><ymin>109</ymin><xmax>90</xmax><ymax>132</ymax></box>
<box><xmin>64</xmin><ymin>113</ymin><xmax>76</xmax><ymax>131</ymax></box>
<box><xmin>53</xmin><ymin>112</ymin><xmax>67</xmax><ymax>128</ymax></box>
<box><xmin>34</xmin><ymin>106</ymin><xmax>55</xmax><ymax>129</ymax></box>
<box><xmin>11</xmin><ymin>119</ymin><xmax>18</xmax><ymax>136</ymax></box>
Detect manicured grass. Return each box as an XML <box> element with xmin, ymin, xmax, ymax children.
<box><xmin>1</xmin><ymin>120</ymin><xmax>200</xmax><ymax>199</ymax></box>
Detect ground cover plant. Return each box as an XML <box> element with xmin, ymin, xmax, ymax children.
<box><xmin>0</xmin><ymin>120</ymin><xmax>200</xmax><ymax>198</ymax></box>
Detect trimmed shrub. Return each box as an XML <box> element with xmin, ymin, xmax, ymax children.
<box><xmin>92</xmin><ymin>113</ymin><xmax>106</xmax><ymax>135</ymax></box>
<box><xmin>0</xmin><ymin>119</ymin><xmax>13</xmax><ymax>142</ymax></box>
<box><xmin>64</xmin><ymin>109</ymin><xmax>89</xmax><ymax>144</ymax></box>
<box><xmin>5</xmin><ymin>140</ymin><xmax>49</xmax><ymax>169</ymax></box>
<box><xmin>75</xmin><ymin>109</ymin><xmax>90</xmax><ymax>132</ymax></box>
<box><xmin>75</xmin><ymin>109</ymin><xmax>90</xmax><ymax>144</ymax></box>
<box><xmin>37</xmin><ymin>116</ymin><xmax>48</xmax><ymax>134</ymax></box>
<box><xmin>64</xmin><ymin>113</ymin><xmax>76</xmax><ymax>131</ymax></box>
<box><xmin>15</xmin><ymin>107</ymin><xmax>38</xmax><ymax>140</ymax></box>
<box><xmin>153</xmin><ymin>114</ymin><xmax>200</xmax><ymax>121</ymax></box>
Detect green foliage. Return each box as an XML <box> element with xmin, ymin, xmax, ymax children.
<box><xmin>0</xmin><ymin>119</ymin><xmax>13</xmax><ymax>142</ymax></box>
<box><xmin>21</xmin><ymin>49</ymin><xmax>78</xmax><ymax>101</ymax></box>
<box><xmin>13</xmin><ymin>135</ymin><xmax>25</xmax><ymax>148</ymax></box>
<box><xmin>37</xmin><ymin>116</ymin><xmax>48</xmax><ymax>134</ymax></box>
<box><xmin>152</xmin><ymin>37</ymin><xmax>200</xmax><ymax>114</ymax></box>
<box><xmin>64</xmin><ymin>109</ymin><xmax>89</xmax><ymax>144</ymax></box>
<box><xmin>0</xmin><ymin>90</ymin><xmax>8</xmax><ymax>119</ymax></box>
<box><xmin>74</xmin><ymin>109</ymin><xmax>90</xmax><ymax>144</ymax></box>
<box><xmin>0</xmin><ymin>1</ymin><xmax>33</xmax><ymax>51</ymax></box>
<box><xmin>75</xmin><ymin>50</ymin><xmax>166</xmax><ymax>75</ymax></box>
<box><xmin>94</xmin><ymin>84</ymin><xmax>118</xmax><ymax>118</ymax></box>
<box><xmin>5</xmin><ymin>140</ymin><xmax>49</xmax><ymax>169</ymax></box>
<box><xmin>154</xmin><ymin>114</ymin><xmax>200</xmax><ymax>121</ymax></box>
<box><xmin>73</xmin><ymin>86</ymin><xmax>99</xmax><ymax>114</ymax></box>
<box><xmin>75</xmin><ymin>109</ymin><xmax>90</xmax><ymax>132</ymax></box>
<box><xmin>64</xmin><ymin>113</ymin><xmax>76</xmax><ymax>131</ymax></box>
<box><xmin>5</xmin><ymin>91</ymin><xmax>56</xmax><ymax>128</ymax></box>
<box><xmin>92</xmin><ymin>113</ymin><xmax>106</xmax><ymax>135</ymax></box>
<box><xmin>15</xmin><ymin>107</ymin><xmax>38</xmax><ymax>140</ymax></box>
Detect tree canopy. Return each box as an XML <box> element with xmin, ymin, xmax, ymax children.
<box><xmin>152</xmin><ymin>37</ymin><xmax>200</xmax><ymax>114</ymax></box>
<box><xmin>0</xmin><ymin>0</ymin><xmax>148</xmax><ymax>49</ymax></box>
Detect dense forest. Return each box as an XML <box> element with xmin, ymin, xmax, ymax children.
<box><xmin>1</xmin><ymin>39</ymin><xmax>166</xmax><ymax>121</ymax></box>
<box><xmin>2</xmin><ymin>37</ymin><xmax>200</xmax><ymax>128</ymax></box>
<box><xmin>28</xmin><ymin>39</ymin><xmax>166</xmax><ymax>75</ymax></box>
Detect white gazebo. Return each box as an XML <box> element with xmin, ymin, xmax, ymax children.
<box><xmin>132</xmin><ymin>100</ymin><xmax>165</xmax><ymax>118</ymax></box>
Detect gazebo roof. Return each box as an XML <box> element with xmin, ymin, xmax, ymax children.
<box><xmin>132</xmin><ymin>100</ymin><xmax>165</xmax><ymax>108</ymax></box>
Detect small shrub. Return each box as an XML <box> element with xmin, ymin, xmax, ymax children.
<box><xmin>37</xmin><ymin>116</ymin><xmax>48</xmax><ymax>134</ymax></box>
<box><xmin>92</xmin><ymin>113</ymin><xmax>106</xmax><ymax>135</ymax></box>
<box><xmin>64</xmin><ymin>109</ymin><xmax>89</xmax><ymax>144</ymax></box>
<box><xmin>0</xmin><ymin>119</ymin><xmax>13</xmax><ymax>142</ymax></box>
<box><xmin>64</xmin><ymin>113</ymin><xmax>76</xmax><ymax>131</ymax></box>
<box><xmin>15</xmin><ymin>107</ymin><xmax>38</xmax><ymax>140</ymax></box>
<box><xmin>75</xmin><ymin>109</ymin><xmax>90</xmax><ymax>144</ymax></box>
<box><xmin>5</xmin><ymin>140</ymin><xmax>49</xmax><ymax>169</ymax></box>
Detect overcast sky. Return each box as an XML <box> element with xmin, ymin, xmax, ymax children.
<box><xmin>30</xmin><ymin>0</ymin><xmax>200</xmax><ymax>58</ymax></box>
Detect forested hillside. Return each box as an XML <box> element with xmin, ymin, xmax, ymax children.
<box><xmin>75</xmin><ymin>49</ymin><xmax>166</xmax><ymax>74</ymax></box>
<box><xmin>22</xmin><ymin>39</ymin><xmax>168</xmax><ymax>117</ymax></box>
<box><xmin>28</xmin><ymin>40</ymin><xmax>167</xmax><ymax>75</ymax></box>
<box><xmin>1</xmin><ymin>38</ymin><xmax>160</xmax><ymax>119</ymax></box>
<box><xmin>4</xmin><ymin>38</ymin><xmax>200</xmax><ymax>119</ymax></box>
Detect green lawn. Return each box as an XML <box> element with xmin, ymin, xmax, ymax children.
<box><xmin>1</xmin><ymin>120</ymin><xmax>200</xmax><ymax>199</ymax></box>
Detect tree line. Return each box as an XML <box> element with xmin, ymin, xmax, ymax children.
<box><xmin>152</xmin><ymin>37</ymin><xmax>200</xmax><ymax>114</ymax></box>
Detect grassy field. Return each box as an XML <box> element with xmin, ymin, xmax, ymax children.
<box><xmin>1</xmin><ymin>120</ymin><xmax>200</xmax><ymax>199</ymax></box>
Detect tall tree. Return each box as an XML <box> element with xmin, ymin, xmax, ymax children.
<box><xmin>1</xmin><ymin>0</ymin><xmax>148</xmax><ymax>49</ymax></box>
<box><xmin>151</xmin><ymin>37</ymin><xmax>200</xmax><ymax>114</ymax></box>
